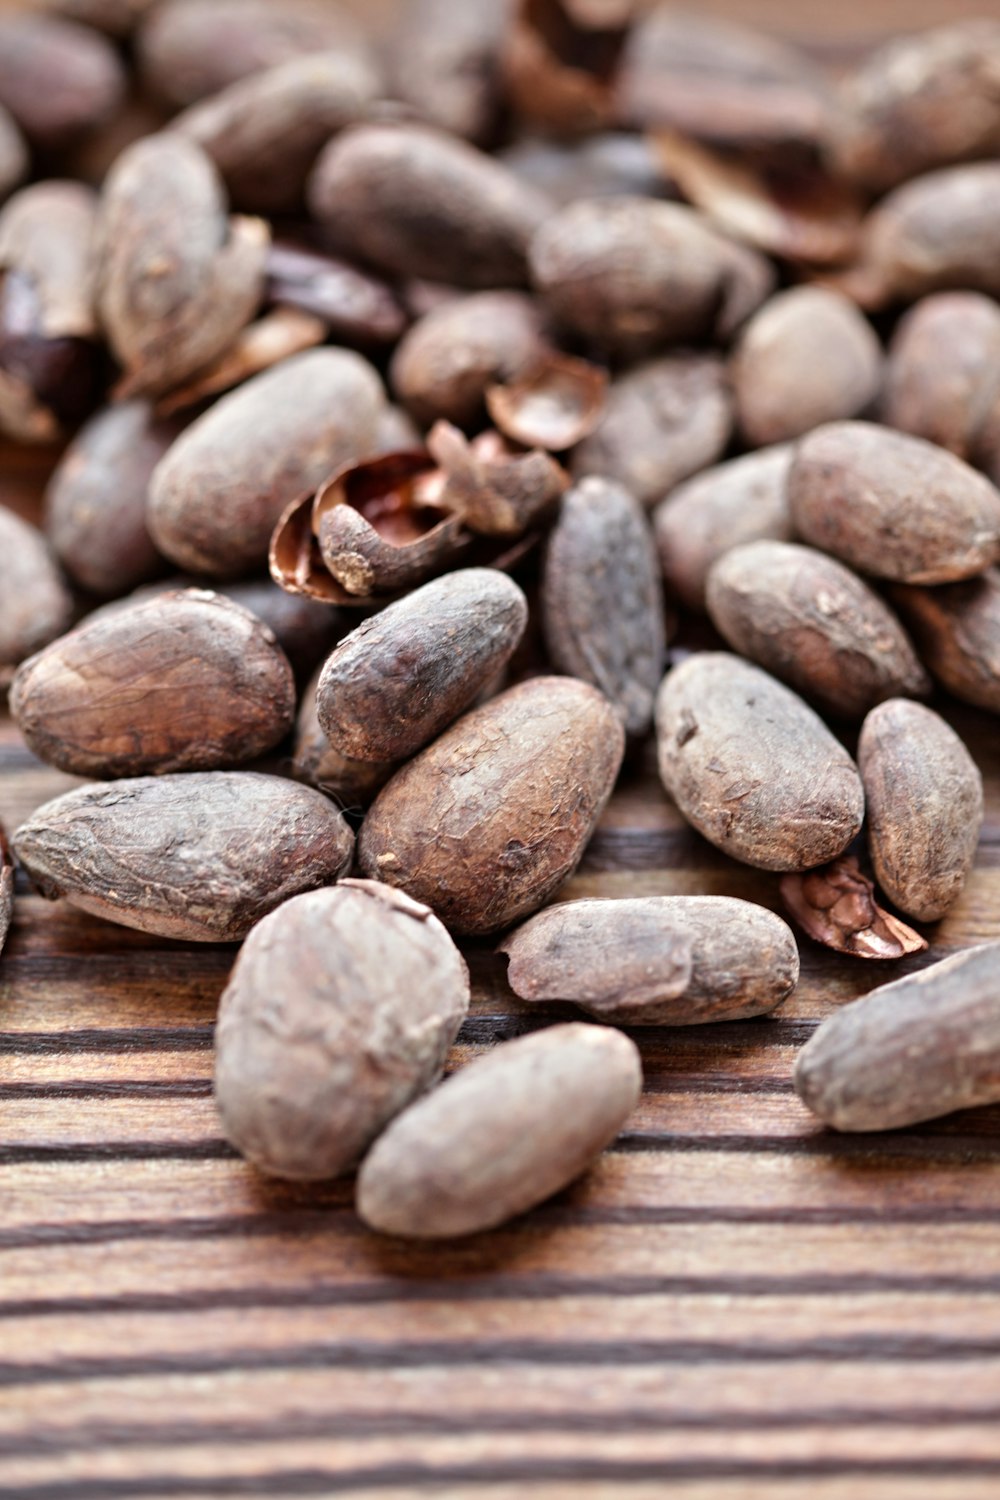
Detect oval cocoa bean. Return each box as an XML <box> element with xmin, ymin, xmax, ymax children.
<box><xmin>0</xmin><ymin>506</ymin><xmax>74</xmax><ymax>682</ymax></box>
<box><xmin>788</xmin><ymin>421</ymin><xmax>1000</xmax><ymax>584</ymax></box>
<box><xmin>859</xmin><ymin>699</ymin><xmax>983</xmax><ymax>922</ymax></box>
<box><xmin>294</xmin><ymin>670</ymin><xmax>397</xmax><ymax>808</ymax></box>
<box><xmin>653</xmin><ymin>445</ymin><xmax>794</xmax><ymax>613</ymax></box>
<box><xmin>882</xmin><ymin>292</ymin><xmax>1000</xmax><ymax>460</ymax></box>
<box><xmin>12</xmin><ymin>771</ymin><xmax>354</xmax><ymax>941</ymax></box>
<box><xmin>501</xmin><ymin>896</ymin><xmax>799</xmax><ymax>1025</ymax></box>
<box><xmin>214</xmin><ymin>879</ymin><xmax>470</xmax><ymax>1180</ymax></box>
<box><xmin>317</xmin><ymin>568</ymin><xmax>527</xmax><ymax>765</ymax></box>
<box><xmin>541</xmin><ymin>476</ymin><xmax>666</xmax><ymax>737</ymax></box>
<box><xmin>356</xmin><ymin>1023</ymin><xmax>641</xmax><ymax>1238</ymax></box>
<box><xmin>309</xmin><ymin>123</ymin><xmax>549</xmax><ymax>288</ymax></box>
<box><xmin>147</xmin><ymin>347</ymin><xmax>384</xmax><ymax>577</ymax></box>
<box><xmin>795</xmin><ymin>942</ymin><xmax>1000</xmax><ymax>1131</ymax></box>
<box><xmin>10</xmin><ymin>589</ymin><xmax>295</xmax><ymax>778</ymax></box>
<box><xmin>656</xmin><ymin>653</ymin><xmax>865</xmax><ymax>872</ymax></box>
<box><xmin>891</xmin><ymin>571</ymin><xmax>1000</xmax><ymax>713</ymax></box>
<box><xmin>858</xmin><ymin>161</ymin><xmax>1000</xmax><ymax>305</ymax></box>
<box><xmin>705</xmin><ymin>540</ymin><xmax>929</xmax><ymax>720</ymax></box>
<box><xmin>358</xmin><ymin>676</ymin><xmax>625</xmax><ymax>935</ymax></box>
<box><xmin>0</xmin><ymin>12</ymin><xmax>125</xmax><ymax>147</ymax></box>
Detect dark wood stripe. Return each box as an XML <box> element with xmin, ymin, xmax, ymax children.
<box><xmin>0</xmin><ymin>1030</ymin><xmax>215</xmax><ymax>1054</ymax></box>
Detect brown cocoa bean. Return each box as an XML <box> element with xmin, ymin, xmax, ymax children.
<box><xmin>501</xmin><ymin>895</ymin><xmax>799</xmax><ymax>1024</ymax></box>
<box><xmin>358</xmin><ymin>676</ymin><xmax>625</xmax><ymax>935</ymax></box>
<box><xmin>0</xmin><ymin>12</ymin><xmax>125</xmax><ymax>147</ymax></box>
<box><xmin>11</xmin><ymin>589</ymin><xmax>295</xmax><ymax>779</ymax></box>
<box><xmin>294</xmin><ymin>670</ymin><xmax>397</xmax><ymax>808</ymax></box>
<box><xmin>882</xmin><ymin>292</ymin><xmax>1000</xmax><ymax>460</ymax></box>
<box><xmin>541</xmin><ymin>476</ymin><xmax>666</xmax><ymax>736</ymax></box>
<box><xmin>173</xmin><ymin>52</ymin><xmax>381</xmax><ymax>217</ymax></box>
<box><xmin>41</xmin><ymin>0</ymin><xmax>157</xmax><ymax>39</ymax></box>
<box><xmin>148</xmin><ymin>347</ymin><xmax>385</xmax><ymax>577</ymax></box>
<box><xmin>45</xmin><ymin>400</ymin><xmax>176</xmax><ymax>597</ymax></box>
<box><xmin>0</xmin><ymin>823</ymin><xmax>12</xmax><ymax>959</ymax></box>
<box><xmin>858</xmin><ymin>699</ymin><xmax>983</xmax><ymax>923</ymax></box>
<box><xmin>705</xmin><ymin>540</ymin><xmax>929</xmax><ymax>721</ymax></box>
<box><xmin>0</xmin><ymin>506</ymin><xmax>73</xmax><ymax>682</ymax></box>
<box><xmin>795</xmin><ymin>942</ymin><xmax>1000</xmax><ymax>1131</ymax></box>
<box><xmin>530</xmin><ymin>196</ymin><xmax>774</xmax><ymax>360</ymax></box>
<box><xmin>0</xmin><ymin>181</ymin><xmax>104</xmax><ymax>443</ymax></box>
<box><xmin>214</xmin><ymin>880</ymin><xmax>470</xmax><ymax>1180</ymax></box>
<box><xmin>788</xmin><ymin>421</ymin><xmax>1000</xmax><ymax>585</ymax></box>
<box><xmin>356</xmin><ymin>1022</ymin><xmax>641</xmax><ymax>1238</ymax></box>
<box><xmin>219</xmin><ymin>581</ymin><xmax>342</xmax><ymax>687</ymax></box>
<box><xmin>571</xmin><ymin>354</ymin><xmax>732</xmax><ymax>508</ymax></box>
<box><xmin>13</xmin><ymin>771</ymin><xmax>354</xmax><ymax>942</ymax></box>
<box><xmin>94</xmin><ymin>134</ymin><xmax>269</xmax><ymax>400</ymax></box>
<box><xmin>731</xmin><ymin>288</ymin><xmax>882</xmax><ymax>448</ymax></box>
<box><xmin>0</xmin><ymin>105</ymin><xmax>26</xmax><ymax>206</ymax></box>
<box><xmin>309</xmin><ymin>124</ymin><xmax>549</xmax><ymax>289</ymax></box>
<box><xmin>653</xmin><ymin>444</ymin><xmax>793</xmax><ymax>614</ymax></box>
<box><xmin>390</xmin><ymin>291</ymin><xmax>549</xmax><ymax>430</ymax></box>
<box><xmin>316</xmin><ymin>568</ymin><xmax>527</xmax><ymax>764</ymax></box>
<box><xmin>892</xmin><ymin>571</ymin><xmax>1000</xmax><ymax>714</ymax></box>
<box><xmin>138</xmin><ymin>0</ymin><xmax>369</xmax><ymax>109</ymax></box>
<box><xmin>391</xmin><ymin>0</ymin><xmax>509</xmax><ymax>144</ymax></box>
<box><xmin>656</xmin><ymin>653</ymin><xmax>865</xmax><ymax>872</ymax></box>
<box><xmin>265</xmin><ymin>241</ymin><xmax>408</xmax><ymax>350</ymax></box>
<box><xmin>831</xmin><ymin>21</ymin><xmax>1000</xmax><ymax>193</ymax></box>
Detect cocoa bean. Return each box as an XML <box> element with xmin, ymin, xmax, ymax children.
<box><xmin>293</xmin><ymin>670</ymin><xmax>397</xmax><ymax>808</ymax></box>
<box><xmin>0</xmin><ymin>506</ymin><xmax>73</xmax><ymax>683</ymax></box>
<box><xmin>892</xmin><ymin>571</ymin><xmax>1000</xmax><ymax>714</ymax></box>
<box><xmin>882</xmin><ymin>292</ymin><xmax>1000</xmax><ymax>460</ymax></box>
<box><xmin>0</xmin><ymin>12</ymin><xmax>125</xmax><ymax>148</ymax></box>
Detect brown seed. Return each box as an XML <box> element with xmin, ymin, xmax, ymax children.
<box><xmin>316</xmin><ymin>569</ymin><xmax>528</xmax><ymax>765</ymax></box>
<box><xmin>794</xmin><ymin>942</ymin><xmax>1000</xmax><ymax>1131</ymax></box>
<box><xmin>571</xmin><ymin>354</ymin><xmax>732</xmax><ymax>508</ymax></box>
<box><xmin>653</xmin><ymin>444</ymin><xmax>794</xmax><ymax>614</ymax></box>
<box><xmin>173</xmin><ymin>51</ymin><xmax>381</xmax><ymax>216</ymax></box>
<box><xmin>390</xmin><ymin>291</ymin><xmax>549</xmax><ymax>429</ymax></box>
<box><xmin>293</xmin><ymin>670</ymin><xmax>397</xmax><ymax>808</ymax></box>
<box><xmin>11</xmin><ymin>589</ymin><xmax>295</xmax><ymax>779</ymax></box>
<box><xmin>45</xmin><ymin>400</ymin><xmax>176</xmax><ymax>597</ymax></box>
<box><xmin>94</xmin><ymin>134</ymin><xmax>269</xmax><ymax>400</ymax></box>
<box><xmin>0</xmin><ymin>822</ymin><xmax>13</xmax><ymax>959</ymax></box>
<box><xmin>859</xmin><ymin>699</ymin><xmax>984</xmax><ymax>923</ymax></box>
<box><xmin>153</xmin><ymin>307</ymin><xmax>325</xmax><ymax>418</ymax></box>
<box><xmin>40</xmin><ymin>0</ymin><xmax>157</xmax><ymax>39</ymax></box>
<box><xmin>881</xmin><ymin>292</ymin><xmax>1000</xmax><ymax>461</ymax></box>
<box><xmin>265</xmin><ymin>241</ymin><xmax>409</xmax><ymax>351</ymax></box>
<box><xmin>149</xmin><ymin>347</ymin><xmax>385</xmax><ymax>578</ymax></box>
<box><xmin>309</xmin><ymin>123</ymin><xmax>549</xmax><ymax>288</ymax></box>
<box><xmin>0</xmin><ymin>105</ymin><xmax>27</xmax><ymax>205</ymax></box>
<box><xmin>656</xmin><ymin>653</ymin><xmax>865</xmax><ymax>873</ymax></box>
<box><xmin>530</xmin><ymin>196</ymin><xmax>774</xmax><ymax>360</ymax></box>
<box><xmin>12</xmin><ymin>771</ymin><xmax>354</xmax><ymax>942</ymax></box>
<box><xmin>705</xmin><ymin>541</ymin><xmax>929</xmax><ymax>721</ymax></box>
<box><xmin>218</xmin><ymin>581</ymin><xmax>342</xmax><ymax>687</ymax></box>
<box><xmin>214</xmin><ymin>880</ymin><xmax>470</xmax><ymax>1180</ymax></box>
<box><xmin>831</xmin><ymin>21</ymin><xmax>1000</xmax><ymax>193</ymax></box>
<box><xmin>731</xmin><ymin>288</ymin><xmax>882</xmax><ymax>448</ymax></box>
<box><xmin>429</xmin><ymin>421</ymin><xmax>568</xmax><ymax>538</ymax></box>
<box><xmin>138</xmin><ymin>0</ymin><xmax>369</xmax><ymax>109</ymax></box>
<box><xmin>486</xmin><ymin>352</ymin><xmax>607</xmax><ymax>451</ymax></box>
<box><xmin>0</xmin><ymin>506</ymin><xmax>73</xmax><ymax>684</ymax></box>
<box><xmin>0</xmin><ymin>180</ymin><xmax>104</xmax><ymax>444</ymax></box>
<box><xmin>0</xmin><ymin>12</ymin><xmax>125</xmax><ymax>147</ymax></box>
<box><xmin>891</xmin><ymin>571</ymin><xmax>1000</xmax><ymax>715</ymax></box>
<box><xmin>501</xmin><ymin>895</ymin><xmax>799</xmax><ymax>1024</ymax></box>
<box><xmin>617</xmin><ymin>7</ymin><xmax>831</xmax><ymax>155</ymax></box>
<box><xmin>356</xmin><ymin>1023</ymin><xmax>642</xmax><ymax>1238</ymax></box>
<box><xmin>358</xmin><ymin>676</ymin><xmax>625</xmax><ymax>935</ymax></box>
<box><xmin>780</xmin><ymin>855</ymin><xmax>928</xmax><ymax>961</ymax></box>
<box><xmin>788</xmin><ymin>422</ymin><xmax>1000</xmax><ymax>585</ymax></box>
<box><xmin>541</xmin><ymin>476</ymin><xmax>666</xmax><ymax>736</ymax></box>
<box><xmin>390</xmin><ymin>0</ymin><xmax>508</xmax><ymax>144</ymax></box>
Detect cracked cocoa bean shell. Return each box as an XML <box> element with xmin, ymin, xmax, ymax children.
<box><xmin>795</xmin><ymin>942</ymin><xmax>1000</xmax><ymax>1131</ymax></box>
<box><xmin>891</xmin><ymin>570</ymin><xmax>1000</xmax><ymax>714</ymax></box>
<box><xmin>788</xmin><ymin>421</ymin><xmax>1000</xmax><ymax>585</ymax></box>
<box><xmin>705</xmin><ymin>540</ymin><xmax>929</xmax><ymax>721</ymax></box>
<box><xmin>148</xmin><ymin>346</ymin><xmax>385</xmax><ymax>577</ymax></box>
<box><xmin>858</xmin><ymin>699</ymin><xmax>983</xmax><ymax>923</ymax></box>
<box><xmin>501</xmin><ymin>895</ymin><xmax>799</xmax><ymax>1025</ymax></box>
<box><xmin>881</xmin><ymin>292</ymin><xmax>1000</xmax><ymax>461</ymax></box>
<box><xmin>308</xmin><ymin>123</ymin><xmax>550</xmax><ymax>288</ymax></box>
<box><xmin>11</xmin><ymin>589</ymin><xmax>296</xmax><ymax>779</ymax></box>
<box><xmin>358</xmin><ymin>675</ymin><xmax>625</xmax><ymax>935</ymax></box>
<box><xmin>541</xmin><ymin>476</ymin><xmax>666</xmax><ymax>736</ymax></box>
<box><xmin>358</xmin><ymin>1022</ymin><xmax>640</xmax><ymax>1238</ymax></box>
<box><xmin>656</xmin><ymin>653</ymin><xmax>865</xmax><ymax>873</ymax></box>
<box><xmin>316</xmin><ymin>568</ymin><xmax>528</xmax><ymax>764</ymax></box>
<box><xmin>214</xmin><ymin>879</ymin><xmax>470</xmax><ymax>1181</ymax></box>
<box><xmin>0</xmin><ymin>505</ymin><xmax>73</xmax><ymax>684</ymax></box>
<box><xmin>12</xmin><ymin>771</ymin><xmax>354</xmax><ymax>942</ymax></box>
<box><xmin>653</xmin><ymin>444</ymin><xmax>794</xmax><ymax>613</ymax></box>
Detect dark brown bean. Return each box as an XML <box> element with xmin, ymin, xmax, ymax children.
<box><xmin>881</xmin><ymin>292</ymin><xmax>1000</xmax><ymax>460</ymax></box>
<box><xmin>293</xmin><ymin>670</ymin><xmax>397</xmax><ymax>809</ymax></box>
<box><xmin>0</xmin><ymin>12</ymin><xmax>125</xmax><ymax>147</ymax></box>
<box><xmin>891</xmin><ymin>571</ymin><xmax>1000</xmax><ymax>715</ymax></box>
<box><xmin>0</xmin><ymin>506</ymin><xmax>74</xmax><ymax>683</ymax></box>
<box><xmin>214</xmin><ymin>880</ymin><xmax>470</xmax><ymax>1180</ymax></box>
<box><xmin>656</xmin><ymin>653</ymin><xmax>865</xmax><ymax>872</ymax></box>
<box><xmin>265</xmin><ymin>241</ymin><xmax>408</xmax><ymax>350</ymax></box>
<box><xmin>391</xmin><ymin>0</ymin><xmax>509</xmax><ymax>143</ymax></box>
<box><xmin>358</xmin><ymin>676</ymin><xmax>625</xmax><ymax>935</ymax></box>
<box><xmin>11</xmin><ymin>590</ymin><xmax>295</xmax><ymax>779</ymax></box>
<box><xmin>13</xmin><ymin>771</ymin><xmax>354</xmax><ymax>942</ymax></box>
